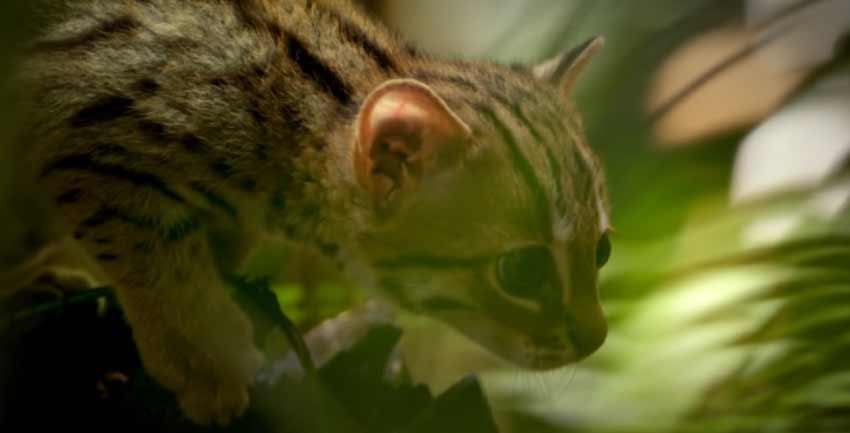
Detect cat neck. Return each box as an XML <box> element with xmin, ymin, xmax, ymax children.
<box><xmin>259</xmin><ymin>106</ymin><xmax>370</xmax><ymax>257</ymax></box>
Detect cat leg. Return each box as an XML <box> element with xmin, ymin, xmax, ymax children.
<box><xmin>40</xmin><ymin>151</ymin><xmax>266</xmax><ymax>424</ymax></box>
<box><xmin>75</xmin><ymin>214</ymin><xmax>264</xmax><ymax>426</ymax></box>
<box><xmin>129</xmin><ymin>234</ymin><xmax>261</xmax><ymax>425</ymax></box>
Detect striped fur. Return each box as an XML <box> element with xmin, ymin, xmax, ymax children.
<box><xmin>17</xmin><ymin>0</ymin><xmax>609</xmax><ymax>425</ymax></box>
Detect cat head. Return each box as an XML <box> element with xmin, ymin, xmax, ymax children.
<box><xmin>349</xmin><ymin>37</ymin><xmax>609</xmax><ymax>369</ymax></box>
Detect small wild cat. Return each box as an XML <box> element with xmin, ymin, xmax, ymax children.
<box><xmin>14</xmin><ymin>0</ymin><xmax>611</xmax><ymax>426</ymax></box>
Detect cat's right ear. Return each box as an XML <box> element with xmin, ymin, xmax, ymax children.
<box><xmin>354</xmin><ymin>79</ymin><xmax>472</xmax><ymax>207</ymax></box>
<box><xmin>533</xmin><ymin>36</ymin><xmax>604</xmax><ymax>99</ymax></box>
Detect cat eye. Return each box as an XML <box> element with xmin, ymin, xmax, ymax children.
<box><xmin>496</xmin><ymin>246</ymin><xmax>555</xmax><ymax>300</ymax></box>
<box><xmin>596</xmin><ymin>232</ymin><xmax>611</xmax><ymax>268</ymax></box>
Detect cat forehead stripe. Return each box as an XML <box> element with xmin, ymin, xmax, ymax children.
<box><xmin>414</xmin><ymin>68</ymin><xmax>571</xmax><ymax>223</ymax></box>
<box><xmin>495</xmin><ymin>98</ymin><xmax>569</xmax><ymax>222</ymax></box>
<box><xmin>544</xmin><ymin>146</ymin><xmax>569</xmax><ymax>219</ymax></box>
<box><xmin>480</xmin><ymin>106</ymin><xmax>552</xmax><ymax>233</ymax></box>
<box><xmin>477</xmin><ymin>79</ymin><xmax>571</xmax><ymax>223</ymax></box>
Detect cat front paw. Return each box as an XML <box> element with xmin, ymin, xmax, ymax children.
<box><xmin>132</xmin><ymin>300</ymin><xmax>265</xmax><ymax>426</ymax></box>
<box><xmin>175</xmin><ymin>308</ymin><xmax>266</xmax><ymax>426</ymax></box>
<box><xmin>176</xmin><ymin>348</ymin><xmax>263</xmax><ymax>426</ymax></box>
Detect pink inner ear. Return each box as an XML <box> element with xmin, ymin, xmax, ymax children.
<box><xmin>362</xmin><ymin>90</ymin><xmax>431</xmax><ymax>159</ymax></box>
<box><xmin>359</xmin><ymin>82</ymin><xmax>469</xmax><ymax>157</ymax></box>
<box><xmin>355</xmin><ymin>80</ymin><xmax>471</xmax><ymax>202</ymax></box>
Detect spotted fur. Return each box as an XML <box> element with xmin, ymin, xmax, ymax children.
<box><xmin>16</xmin><ymin>0</ymin><xmax>609</xmax><ymax>426</ymax></box>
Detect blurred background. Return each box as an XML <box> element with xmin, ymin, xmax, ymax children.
<box><xmin>3</xmin><ymin>1</ymin><xmax>850</xmax><ymax>432</ymax></box>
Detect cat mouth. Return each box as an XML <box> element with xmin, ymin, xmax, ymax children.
<box><xmin>471</xmin><ymin>338</ymin><xmax>575</xmax><ymax>370</ymax></box>
<box><xmin>521</xmin><ymin>329</ymin><xmax>582</xmax><ymax>370</ymax></box>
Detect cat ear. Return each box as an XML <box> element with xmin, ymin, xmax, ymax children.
<box><xmin>533</xmin><ymin>36</ymin><xmax>604</xmax><ymax>99</ymax></box>
<box><xmin>354</xmin><ymin>79</ymin><xmax>472</xmax><ymax>206</ymax></box>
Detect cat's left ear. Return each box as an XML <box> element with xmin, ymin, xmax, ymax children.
<box><xmin>354</xmin><ymin>79</ymin><xmax>472</xmax><ymax>207</ymax></box>
<box><xmin>533</xmin><ymin>36</ymin><xmax>604</xmax><ymax>99</ymax></box>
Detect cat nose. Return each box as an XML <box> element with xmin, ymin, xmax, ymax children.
<box><xmin>574</xmin><ymin>320</ymin><xmax>607</xmax><ymax>358</ymax></box>
<box><xmin>565</xmin><ymin>309</ymin><xmax>607</xmax><ymax>359</ymax></box>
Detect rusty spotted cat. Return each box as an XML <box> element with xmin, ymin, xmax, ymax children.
<box><xmin>15</xmin><ymin>0</ymin><xmax>611</xmax><ymax>426</ymax></box>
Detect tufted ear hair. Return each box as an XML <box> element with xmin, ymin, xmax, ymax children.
<box><xmin>533</xmin><ymin>36</ymin><xmax>604</xmax><ymax>99</ymax></box>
